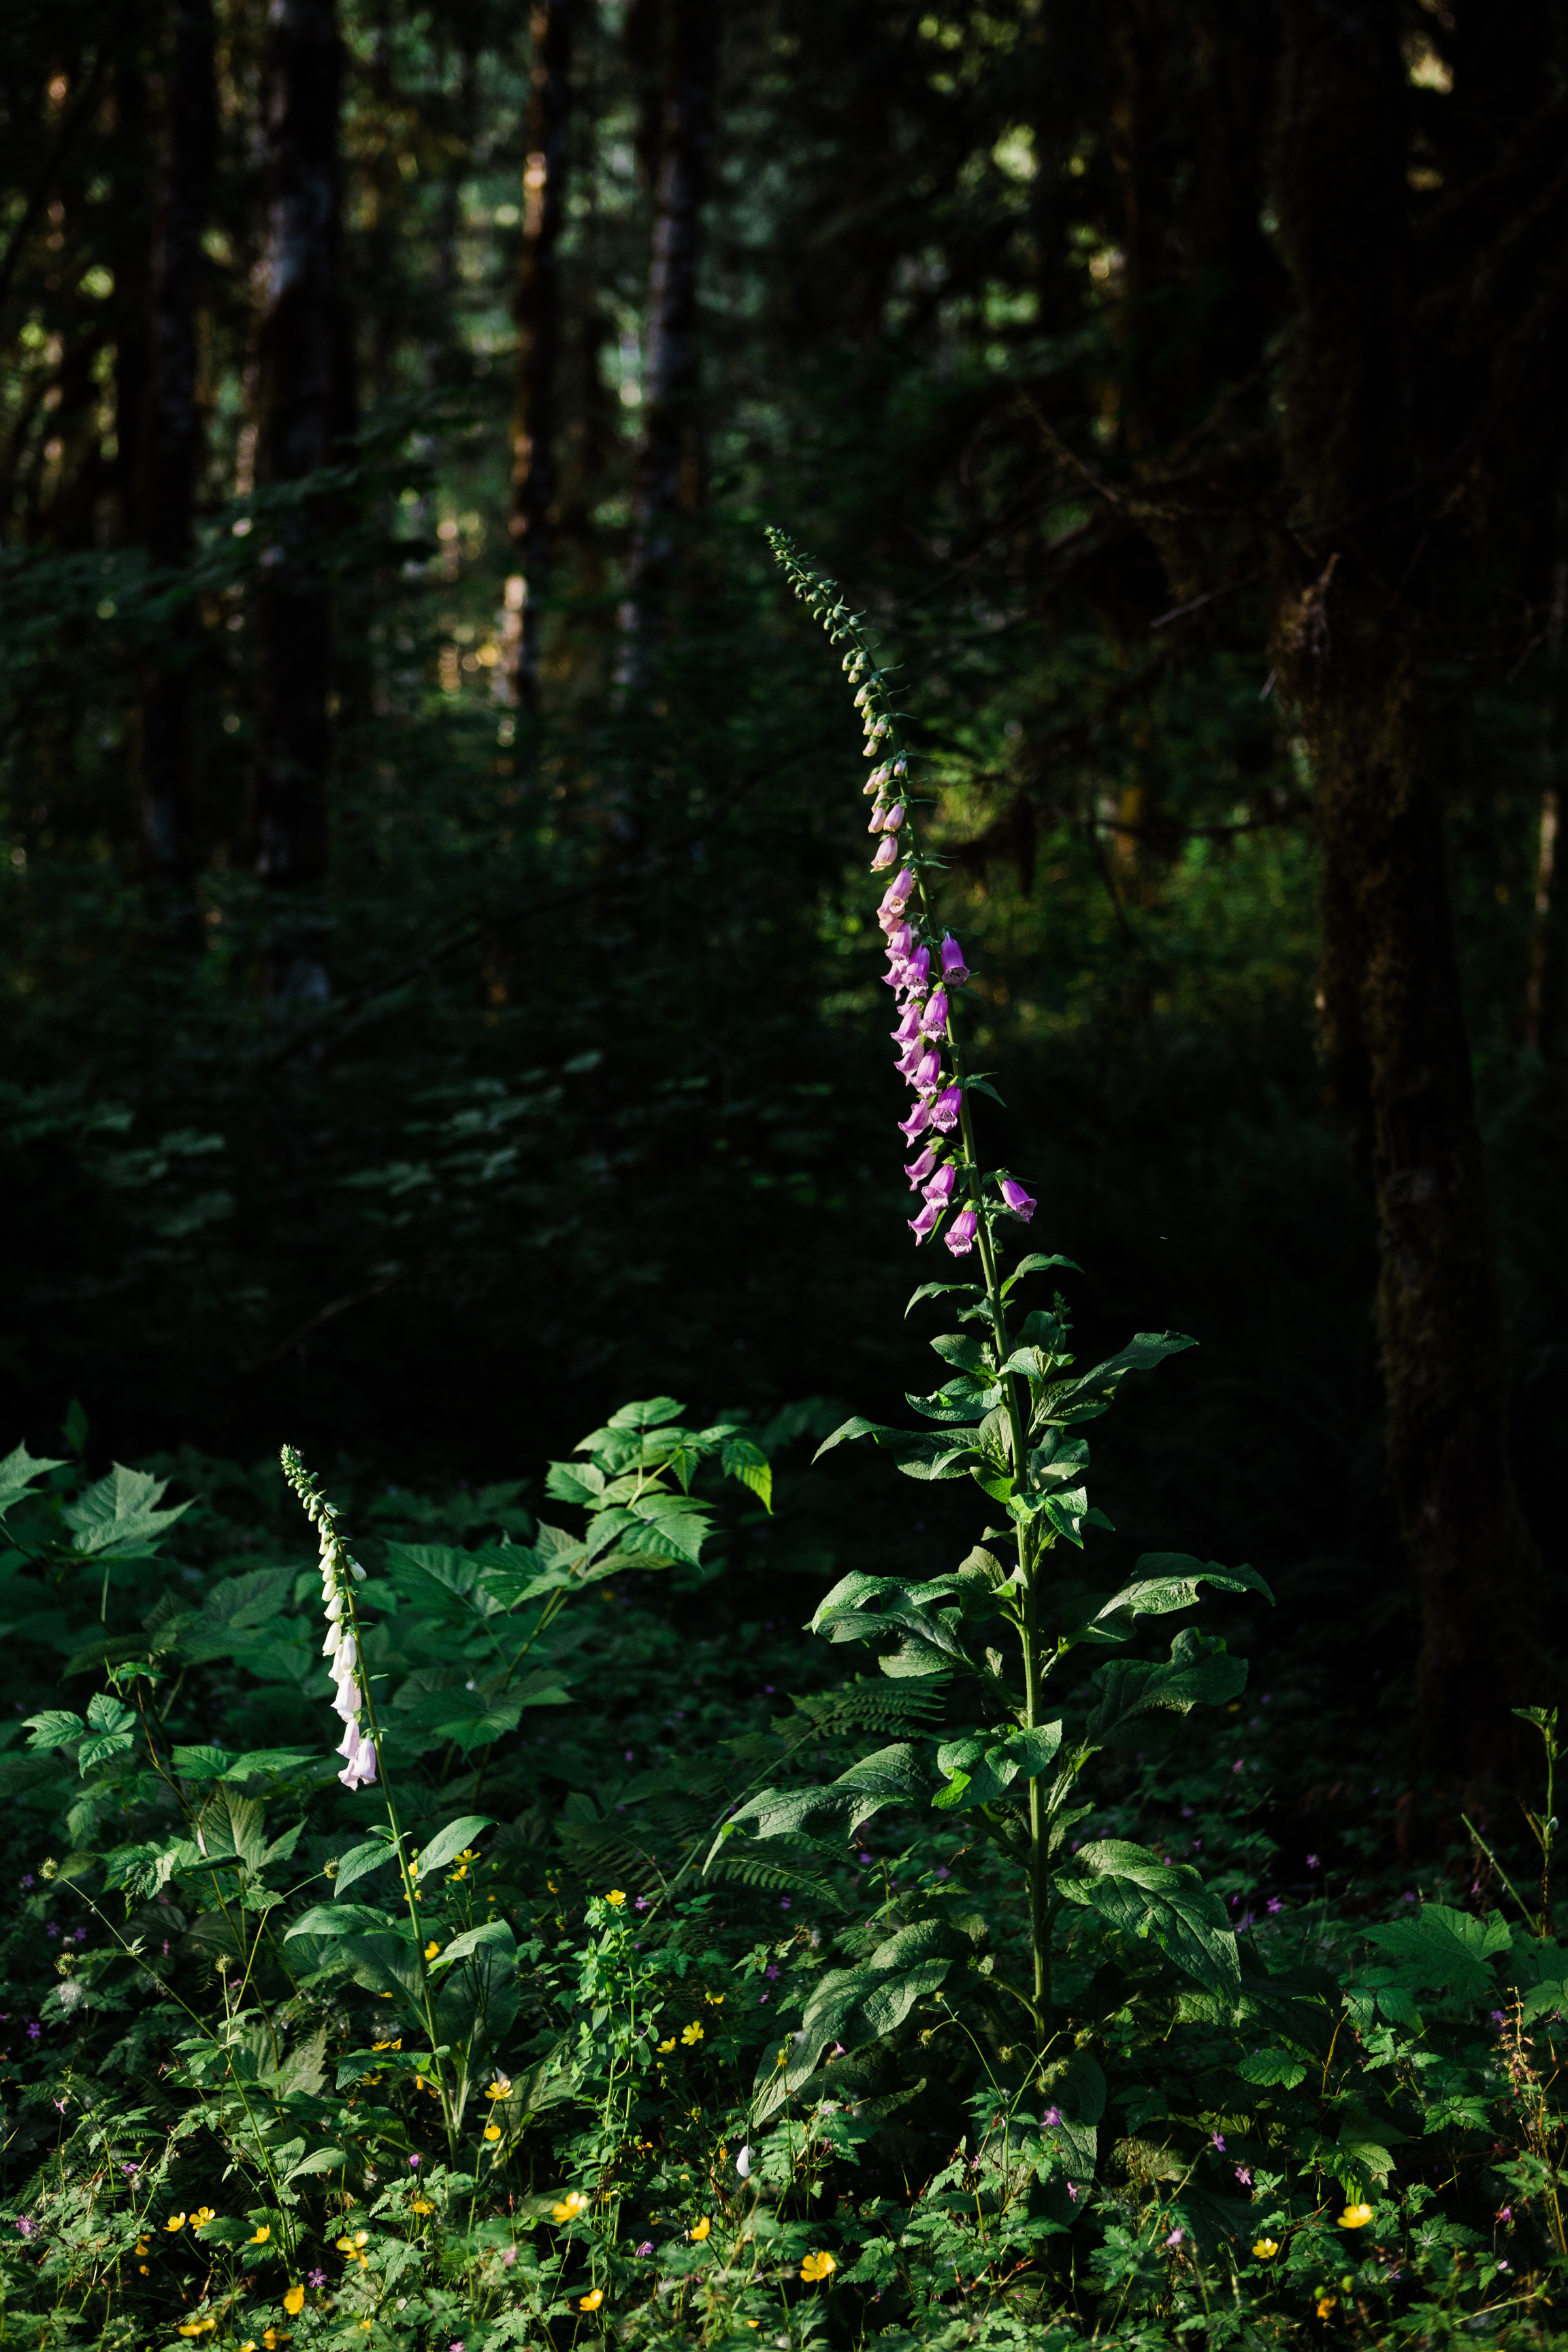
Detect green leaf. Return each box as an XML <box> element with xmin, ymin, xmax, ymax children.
<box><xmin>334</xmin><ymin>1840</ymin><xmax>398</xmax><ymax>1897</ymax></box>
<box><xmin>721</xmin><ymin>1435</ymin><xmax>772</xmax><ymax>1514</ymax></box>
<box><xmin>624</xmin><ymin>1490</ymin><xmax>710</xmax><ymax>1563</ymax></box>
<box><xmin>1092</xmin><ymin>1554</ymin><xmax>1275</xmax><ymax>1627</ymax></box>
<box><xmin>172</xmin><ymin>1745</ymin><xmax>232</xmax><ymax>1780</ymax></box>
<box><xmin>23</xmin><ymin>1710</ymin><xmax>85</xmax><ymax>1753</ymax></box>
<box><xmin>605</xmin><ymin>1396</ymin><xmax>686</xmax><ymax>1433</ymax></box>
<box><xmin>63</xmin><ymin>1464</ymin><xmax>191</xmax><ymax>1558</ymax></box>
<box><xmin>284</xmin><ymin>1903</ymin><xmax>399</xmax><ymax>1942</ymax></box>
<box><xmin>0</xmin><ymin>1441</ymin><xmax>67</xmax><ymax>1517</ymax></box>
<box><xmin>427</xmin><ymin>1917</ymin><xmax>514</xmax><ymax>1972</ymax></box>
<box><xmin>544</xmin><ymin>1460</ymin><xmax>605</xmax><ymax>1507</ymax></box>
<box><xmin>1060</xmin><ymin>1840</ymin><xmax>1240</xmax><ymax>1999</ymax></box>
<box><xmin>1086</xmin><ymin>1627</ymin><xmax>1247</xmax><ymax>1746</ymax></box>
<box><xmin>905</xmin><ymin>1281</ymin><xmax>981</xmax><ymax>1318</ymax></box>
<box><xmin>1237</xmin><ymin>2048</ymin><xmax>1307</xmax><ymax>2089</ymax></box>
<box><xmin>1362</xmin><ymin>1904</ymin><xmax>1514</xmax><ymax>2002</ymax></box>
<box><xmin>416</xmin><ymin>1814</ymin><xmax>496</xmax><ymax>1876</ymax></box>
<box><xmin>178</xmin><ymin>1569</ymin><xmax>297</xmax><ymax>1661</ymax></box>
<box><xmin>1001</xmin><ymin>1254</ymin><xmax>1083</xmax><ymax>1292</ymax></box>
<box><xmin>78</xmin><ymin>1692</ymin><xmax>137</xmax><ymax>1776</ymax></box>
<box><xmin>1036</xmin><ymin>1331</ymin><xmax>1196</xmax><ymax>1426</ymax></box>
<box><xmin>284</xmin><ymin>2148</ymin><xmax>347</xmax><ymax>2183</ymax></box>
<box><xmin>933</xmin><ymin>1721</ymin><xmax>1062</xmax><ymax>1812</ymax></box>
<box><xmin>753</xmin><ymin>1916</ymin><xmax>956</xmax><ymax>2120</ymax></box>
<box><xmin>719</xmin><ymin>1742</ymin><xmax>933</xmax><ymax>1854</ymax></box>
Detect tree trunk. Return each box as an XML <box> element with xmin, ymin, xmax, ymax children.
<box><xmin>1272</xmin><ymin>0</ymin><xmax>1546</xmax><ymax>1792</ymax></box>
<box><xmin>502</xmin><ymin>0</ymin><xmax>574</xmax><ymax>709</ymax></box>
<box><xmin>110</xmin><ymin>33</ymin><xmax>153</xmax><ymax>546</ymax></box>
<box><xmin>613</xmin><ymin>0</ymin><xmax>715</xmax><ymax>695</ymax></box>
<box><xmin>253</xmin><ymin>0</ymin><xmax>345</xmax><ymax>987</ymax></box>
<box><xmin>140</xmin><ymin>0</ymin><xmax>216</xmax><ymax>907</ymax></box>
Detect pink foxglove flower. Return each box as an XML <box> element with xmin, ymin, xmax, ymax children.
<box><xmin>868</xmin><ymin>803</ymin><xmax>889</xmax><ymax>833</ymax></box>
<box><xmin>945</xmin><ymin>1208</ymin><xmax>979</xmax><ymax>1256</ymax></box>
<box><xmin>941</xmin><ymin>934</ymin><xmax>968</xmax><ymax>984</ymax></box>
<box><xmin>920</xmin><ymin>988</ymin><xmax>949</xmax><ymax>1037</ymax></box>
<box><xmin>999</xmin><ymin>1178</ymin><xmax>1036</xmax><ymax>1221</ymax></box>
<box><xmin>896</xmin><ymin>1043</ymin><xmax>926</xmax><ymax>1083</ymax></box>
<box><xmin>924</xmin><ymin>1163</ymin><xmax>958</xmax><ymax>1208</ymax></box>
<box><xmin>882</xmin><ymin>866</ymin><xmax>915</xmax><ymax>915</ymax></box>
<box><xmin>904</xmin><ymin>1146</ymin><xmax>939</xmax><ymax>1189</ymax></box>
<box><xmin>909</xmin><ymin>1198</ymin><xmax>941</xmax><ymax>1245</ymax></box>
<box><xmin>893</xmin><ymin>1003</ymin><xmax>924</xmax><ymax>1045</ymax></box>
<box><xmin>913</xmin><ymin>1045</ymin><xmax>942</xmax><ymax>1092</ymax></box>
<box><xmin>882</xmin><ymin>802</ymin><xmax>905</xmax><ymax>832</ymax></box>
<box><xmin>885</xmin><ymin>920</ymin><xmax>913</xmax><ymax>962</ymax></box>
<box><xmin>870</xmin><ymin>833</ymin><xmax>898</xmax><ymax>870</ymax></box>
<box><xmin>900</xmin><ymin>945</ymin><xmax>931</xmax><ymax>996</ymax></box>
<box><xmin>930</xmin><ymin>1085</ymin><xmax>962</xmax><ymax>1134</ymax></box>
<box><xmin>898</xmin><ymin>1097</ymin><xmax>933</xmax><ymax>1143</ymax></box>
<box><xmin>339</xmin><ymin>1727</ymin><xmax>377</xmax><ymax>1791</ymax></box>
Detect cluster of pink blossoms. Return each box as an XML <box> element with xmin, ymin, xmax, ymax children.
<box><xmin>873</xmin><ymin>859</ymin><xmax>1035</xmax><ymax>1254</ymax></box>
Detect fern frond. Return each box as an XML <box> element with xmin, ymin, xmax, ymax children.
<box><xmin>708</xmin><ymin>1856</ymin><xmax>847</xmax><ymax>1910</ymax></box>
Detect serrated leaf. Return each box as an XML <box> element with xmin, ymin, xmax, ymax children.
<box><xmin>721</xmin><ymin>1436</ymin><xmax>772</xmax><ymax>1514</ymax></box>
<box><xmin>63</xmin><ymin>1464</ymin><xmax>191</xmax><ymax>1558</ymax></box>
<box><xmin>0</xmin><ymin>1441</ymin><xmax>67</xmax><ymax>1517</ymax></box>
<box><xmin>416</xmin><ymin>1814</ymin><xmax>496</xmax><ymax>1876</ymax></box>
<box><xmin>1363</xmin><ymin>1904</ymin><xmax>1514</xmax><ymax>2002</ymax></box>
<box><xmin>604</xmin><ymin>1396</ymin><xmax>685</xmax><ymax>1433</ymax></box>
<box><xmin>23</xmin><ymin>1710</ymin><xmax>85</xmax><ymax>1753</ymax></box>
<box><xmin>1237</xmin><ymin>2048</ymin><xmax>1307</xmax><ymax>2089</ymax></box>
<box><xmin>1094</xmin><ymin>1554</ymin><xmax>1276</xmax><ymax>1624</ymax></box>
<box><xmin>1036</xmin><ymin>1330</ymin><xmax>1197</xmax><ymax>1426</ymax></box>
<box><xmin>544</xmin><ymin>1460</ymin><xmax>604</xmax><ymax>1507</ymax></box>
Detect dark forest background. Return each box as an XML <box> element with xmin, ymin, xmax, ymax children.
<box><xmin>2</xmin><ymin>0</ymin><xmax>1566</xmax><ymax>1816</ymax></box>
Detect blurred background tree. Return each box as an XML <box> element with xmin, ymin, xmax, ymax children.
<box><xmin>0</xmin><ymin>0</ymin><xmax>1564</xmax><ymax>1803</ymax></box>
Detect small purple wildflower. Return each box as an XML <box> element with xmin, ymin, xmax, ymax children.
<box><xmin>1210</xmin><ymin>2131</ymin><xmax>1225</xmax><ymax>2153</ymax></box>
<box><xmin>636</xmin><ymin>2242</ymin><xmax>653</xmax><ymax>2259</ymax></box>
<box><xmin>26</xmin><ymin>2022</ymin><xmax>40</xmax><ymax>2040</ymax></box>
<box><xmin>1306</xmin><ymin>1853</ymin><xmax>1319</xmax><ymax>1869</ymax></box>
<box><xmin>14</xmin><ymin>2217</ymin><xmax>36</xmax><ymax>2238</ymax></box>
<box><xmin>635</xmin><ymin>1895</ymin><xmax>650</xmax><ymax>1912</ymax></box>
<box><xmin>308</xmin><ymin>2269</ymin><xmax>327</xmax><ymax>2289</ymax></box>
<box><xmin>410</xmin><ymin>2154</ymin><xmax>420</xmax><ymax>2168</ymax></box>
<box><xmin>1043</xmin><ymin>2106</ymin><xmax>1062</xmax><ymax>2128</ymax></box>
<box><xmin>73</xmin><ymin>1926</ymin><xmax>85</xmax><ymax>1943</ymax></box>
<box><xmin>1235</xmin><ymin>2166</ymin><xmax>1252</xmax><ymax>2188</ymax></box>
<box><xmin>779</xmin><ymin>1897</ymin><xmax>791</xmax><ymax>1911</ymax></box>
<box><xmin>20</xmin><ymin>1874</ymin><xmax>33</xmax><ymax>1889</ymax></box>
<box><xmin>1164</xmin><ymin>2227</ymin><xmax>1184</xmax><ymax>2248</ymax></box>
<box><xmin>1267</xmin><ymin>1897</ymin><xmax>1282</xmax><ymax>1915</ymax></box>
<box><xmin>1498</xmin><ymin>2207</ymin><xmax>1513</xmax><ymax>2225</ymax></box>
<box><xmin>46</xmin><ymin>1923</ymin><xmax>58</xmax><ymax>1939</ymax></box>
<box><xmin>765</xmin><ymin>1963</ymin><xmax>781</xmax><ymax>1980</ymax></box>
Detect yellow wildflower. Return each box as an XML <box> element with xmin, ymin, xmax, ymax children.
<box><xmin>241</xmin><ymin>2342</ymin><xmax>257</xmax><ymax>2349</ymax></box>
<box><xmin>486</xmin><ymin>2077</ymin><xmax>512</xmax><ymax>2100</ymax></box>
<box><xmin>1338</xmin><ymin>2203</ymin><xmax>1374</xmax><ymax>2230</ymax></box>
<box><xmin>263</xmin><ymin>2330</ymin><xmax>278</xmax><ymax>2349</ymax></box>
<box><xmin>250</xmin><ymin>2224</ymin><xmax>272</xmax><ymax>2244</ymax></box>
<box><xmin>657</xmin><ymin>2037</ymin><xmax>676</xmax><ymax>2055</ymax></box>
<box><xmin>424</xmin><ymin>1940</ymin><xmax>440</xmax><ymax>1960</ymax></box>
<box><xmin>354</xmin><ymin>2230</ymin><xmax>368</xmax><ymax>2247</ymax></box>
<box><xmin>579</xmin><ymin>2287</ymin><xmax>604</xmax><ymax>2311</ymax></box>
<box><xmin>283</xmin><ymin>2285</ymin><xmax>305</xmax><ymax>2316</ymax></box>
<box><xmin>165</xmin><ymin>2212</ymin><xmax>187</xmax><ymax>2233</ymax></box>
<box><xmin>177</xmin><ymin>2319</ymin><xmax>216</xmax><ymax>2337</ymax></box>
<box><xmin>371</xmin><ymin>2038</ymin><xmax>401</xmax><ymax>2052</ymax></box>
<box><xmin>551</xmin><ymin>2190</ymin><xmax>590</xmax><ymax>2223</ymax></box>
<box><xmin>705</xmin><ymin>1992</ymin><xmax>724</xmax><ymax>2006</ymax></box>
<box><xmin>483</xmin><ymin>2123</ymin><xmax>502</xmax><ymax>2142</ymax></box>
<box><xmin>689</xmin><ymin>2217</ymin><xmax>711</xmax><ymax>2242</ymax></box>
<box><xmin>336</xmin><ymin>2236</ymin><xmax>357</xmax><ymax>2253</ymax></box>
<box><xmin>605</xmin><ymin>1889</ymin><xmax>625</xmax><ymax>1908</ymax></box>
<box><xmin>412</xmin><ymin>2199</ymin><xmax>434</xmax><ymax>2216</ymax></box>
<box><xmin>1252</xmin><ymin>2238</ymin><xmax>1279</xmax><ymax>2259</ymax></box>
<box><xmin>681</xmin><ymin>2021</ymin><xmax>704</xmax><ymax>2046</ymax></box>
<box><xmin>192</xmin><ymin>2207</ymin><xmax>216</xmax><ymax>2227</ymax></box>
<box><xmin>1317</xmin><ymin>2296</ymin><xmax>1339</xmax><ymax>2319</ymax></box>
<box><xmin>135</xmin><ymin>2240</ymin><xmax>149</xmax><ymax>2257</ymax></box>
<box><xmin>800</xmin><ymin>2251</ymin><xmax>836</xmax><ymax>2283</ymax></box>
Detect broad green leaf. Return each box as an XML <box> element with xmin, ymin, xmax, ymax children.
<box><xmin>753</xmin><ymin>1916</ymin><xmax>956</xmax><ymax>2121</ymax></box>
<box><xmin>284</xmin><ymin>2148</ymin><xmax>347</xmax><ymax>2183</ymax></box>
<box><xmin>63</xmin><ymin>1464</ymin><xmax>191</xmax><ymax>1557</ymax></box>
<box><xmin>334</xmin><ymin>1840</ymin><xmax>399</xmax><ymax>1897</ymax></box>
<box><xmin>427</xmin><ymin>1916</ymin><xmax>514</xmax><ymax>1971</ymax></box>
<box><xmin>721</xmin><ymin>1435</ymin><xmax>772</xmax><ymax>1514</ymax></box>
<box><xmin>416</xmin><ymin>1814</ymin><xmax>496</xmax><ymax>1876</ymax></box>
<box><xmin>1060</xmin><ymin>1839</ymin><xmax>1240</xmax><ymax>1999</ymax></box>
<box><xmin>1001</xmin><ymin>1254</ymin><xmax>1082</xmax><ymax>1292</ymax></box>
<box><xmin>178</xmin><ymin>1569</ymin><xmax>297</xmax><ymax>1661</ymax></box>
<box><xmin>929</xmin><ymin>1333</ymin><xmax>991</xmax><ymax>1377</ymax></box>
<box><xmin>933</xmin><ymin>1720</ymin><xmax>1062</xmax><ymax>1811</ymax></box>
<box><xmin>172</xmin><ymin>1745</ymin><xmax>233</xmax><ymax>1780</ymax></box>
<box><xmin>719</xmin><ymin>1742</ymin><xmax>932</xmax><ymax>1854</ymax></box>
<box><xmin>1036</xmin><ymin>1330</ymin><xmax>1197</xmax><ymax>1427</ymax></box>
<box><xmin>23</xmin><ymin>1710</ymin><xmax>84</xmax><ymax>1752</ymax></box>
<box><xmin>0</xmin><ymin>1441</ymin><xmax>66</xmax><ymax>1518</ymax></box>
<box><xmin>79</xmin><ymin>1693</ymin><xmax>138</xmax><ymax>1776</ymax></box>
<box><xmin>284</xmin><ymin>1903</ymin><xmax>399</xmax><ymax>1942</ymax></box>
<box><xmin>624</xmin><ymin>1490</ymin><xmax>710</xmax><ymax>1563</ymax></box>
<box><xmin>1363</xmin><ymin>1904</ymin><xmax>1513</xmax><ymax>2002</ymax></box>
<box><xmin>605</xmin><ymin>1396</ymin><xmax>685</xmax><ymax>1433</ymax></box>
<box><xmin>1238</xmin><ymin>2048</ymin><xmax>1307</xmax><ymax>2089</ymax></box>
<box><xmin>544</xmin><ymin>1458</ymin><xmax>605</xmax><ymax>1507</ymax></box>
<box><xmin>1095</xmin><ymin>1554</ymin><xmax>1276</xmax><ymax>1624</ymax></box>
<box><xmin>905</xmin><ymin>1280</ymin><xmax>981</xmax><ymax>1318</ymax></box>
<box><xmin>812</xmin><ymin>1415</ymin><xmax>883</xmax><ymax>1463</ymax></box>
<box><xmin>1086</xmin><ymin>1627</ymin><xmax>1247</xmax><ymax>1746</ymax></box>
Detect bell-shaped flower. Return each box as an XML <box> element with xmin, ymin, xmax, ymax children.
<box><xmin>924</xmin><ymin>1163</ymin><xmax>958</xmax><ymax>1209</ymax></box>
<box><xmin>885</xmin><ymin>921</ymin><xmax>913</xmax><ymax>961</ymax></box>
<box><xmin>913</xmin><ymin>1046</ymin><xmax>943</xmax><ymax>1092</ymax></box>
<box><xmin>898</xmin><ymin>1097</ymin><xmax>933</xmax><ymax>1143</ymax></box>
<box><xmin>900</xmin><ymin>945</ymin><xmax>931</xmax><ymax>996</ymax></box>
<box><xmin>868</xmin><ymin>801</ymin><xmax>889</xmax><ymax>833</ymax></box>
<box><xmin>930</xmin><ymin>1085</ymin><xmax>962</xmax><ymax>1134</ymax></box>
<box><xmin>325</xmin><ymin>1590</ymin><xmax>344</xmax><ymax>1621</ymax></box>
<box><xmin>999</xmin><ymin>1178</ymin><xmax>1036</xmax><ymax>1222</ymax></box>
<box><xmin>904</xmin><ymin>1145</ymin><xmax>939</xmax><ymax>1190</ymax></box>
<box><xmin>870</xmin><ymin>834</ymin><xmax>899</xmax><ymax>870</ymax></box>
<box><xmin>331</xmin><ymin>1669</ymin><xmax>362</xmax><ymax>1722</ymax></box>
<box><xmin>908</xmin><ymin>1198</ymin><xmax>941</xmax><ymax>1245</ymax></box>
<box><xmin>920</xmin><ymin>988</ymin><xmax>948</xmax><ymax>1037</ymax></box>
<box><xmin>893</xmin><ymin>1002</ymin><xmax>924</xmax><ymax>1045</ymax></box>
<box><xmin>881</xmin><ymin>867</ymin><xmax>915</xmax><ymax>916</ymax></box>
<box><xmin>945</xmin><ymin>1207</ymin><xmax>979</xmax><ymax>1256</ymax></box>
<box><xmin>893</xmin><ymin>753</ymin><xmax>908</xmax><ymax>777</ymax></box>
<box><xmin>336</xmin><ymin>1717</ymin><xmax>360</xmax><ymax>1759</ymax></box>
<box><xmin>896</xmin><ymin>1042</ymin><xmax>926</xmax><ymax>1083</ymax></box>
<box><xmin>338</xmin><ymin>1727</ymin><xmax>377</xmax><ymax>1791</ymax></box>
<box><xmin>882</xmin><ymin>802</ymin><xmax>905</xmax><ymax>832</ymax></box>
<box><xmin>941</xmin><ymin>934</ymin><xmax>968</xmax><ymax>984</ymax></box>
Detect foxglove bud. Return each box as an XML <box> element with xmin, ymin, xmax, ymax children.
<box><xmin>868</xmin><ymin>802</ymin><xmax>889</xmax><ymax>834</ymax></box>
<box><xmin>893</xmin><ymin>753</ymin><xmax>907</xmax><ymax>777</ymax></box>
<box><xmin>870</xmin><ymin>834</ymin><xmax>899</xmax><ymax>870</ymax></box>
<box><xmin>945</xmin><ymin>1208</ymin><xmax>979</xmax><ymax>1256</ymax></box>
<box><xmin>930</xmin><ymin>1085</ymin><xmax>962</xmax><ymax>1134</ymax></box>
<box><xmin>999</xmin><ymin>1179</ymin><xmax>1036</xmax><ymax>1222</ymax></box>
